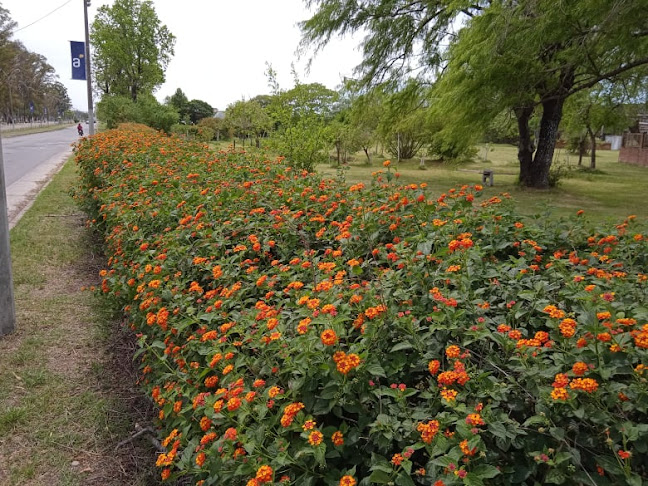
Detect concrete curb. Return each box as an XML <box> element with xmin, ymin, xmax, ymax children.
<box><xmin>7</xmin><ymin>147</ymin><xmax>74</xmax><ymax>230</ymax></box>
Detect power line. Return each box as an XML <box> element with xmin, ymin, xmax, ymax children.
<box><xmin>14</xmin><ymin>0</ymin><xmax>74</xmax><ymax>33</ymax></box>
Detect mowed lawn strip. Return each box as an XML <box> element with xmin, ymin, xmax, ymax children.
<box><xmin>1</xmin><ymin>123</ymin><xmax>75</xmax><ymax>138</ymax></box>
<box><xmin>318</xmin><ymin>144</ymin><xmax>648</xmax><ymax>224</ymax></box>
<box><xmin>0</xmin><ymin>159</ymin><xmax>158</xmax><ymax>486</ymax></box>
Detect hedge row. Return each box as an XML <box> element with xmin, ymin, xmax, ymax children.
<box><xmin>74</xmin><ymin>124</ymin><xmax>648</xmax><ymax>486</ymax></box>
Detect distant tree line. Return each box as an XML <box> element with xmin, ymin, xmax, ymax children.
<box><xmin>0</xmin><ymin>4</ymin><xmax>72</xmax><ymax>124</ymax></box>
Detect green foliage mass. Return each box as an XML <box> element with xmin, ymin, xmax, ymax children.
<box><xmin>197</xmin><ymin>117</ymin><xmax>226</xmax><ymax>141</ymax></box>
<box><xmin>265</xmin><ymin>66</ymin><xmax>339</xmax><ymax>171</ymax></box>
<box><xmin>0</xmin><ymin>6</ymin><xmax>71</xmax><ymax>122</ymax></box>
<box><xmin>91</xmin><ymin>0</ymin><xmax>175</xmax><ymax>101</ymax></box>
<box><xmin>97</xmin><ymin>94</ymin><xmax>178</xmax><ymax>132</ymax></box>
<box><xmin>225</xmin><ymin>99</ymin><xmax>272</xmax><ymax>147</ymax></box>
<box><xmin>187</xmin><ymin>99</ymin><xmax>214</xmax><ymax>124</ymax></box>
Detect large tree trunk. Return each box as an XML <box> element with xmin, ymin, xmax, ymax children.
<box><xmin>587</xmin><ymin>126</ymin><xmax>596</xmax><ymax>169</ymax></box>
<box><xmin>526</xmin><ymin>97</ymin><xmax>566</xmax><ymax>188</ymax></box>
<box><xmin>515</xmin><ymin>105</ymin><xmax>535</xmax><ymax>185</ymax></box>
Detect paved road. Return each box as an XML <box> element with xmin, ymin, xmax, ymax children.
<box><xmin>2</xmin><ymin>128</ymin><xmax>79</xmax><ymax>186</ymax></box>
<box><xmin>1</xmin><ymin>127</ymin><xmax>81</xmax><ymax>229</ymax></box>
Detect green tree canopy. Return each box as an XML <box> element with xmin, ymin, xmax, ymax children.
<box><xmin>166</xmin><ymin>88</ymin><xmax>190</xmax><ymax>121</ymax></box>
<box><xmin>0</xmin><ymin>6</ymin><xmax>70</xmax><ymax>121</ymax></box>
<box><xmin>265</xmin><ymin>65</ymin><xmax>339</xmax><ymax>170</ymax></box>
<box><xmin>97</xmin><ymin>93</ymin><xmax>178</xmax><ymax>132</ymax></box>
<box><xmin>562</xmin><ymin>83</ymin><xmax>636</xmax><ymax>169</ymax></box>
<box><xmin>187</xmin><ymin>99</ymin><xmax>214</xmax><ymax>124</ymax></box>
<box><xmin>91</xmin><ymin>0</ymin><xmax>175</xmax><ymax>101</ymax></box>
<box><xmin>301</xmin><ymin>0</ymin><xmax>648</xmax><ymax>187</ymax></box>
<box><xmin>225</xmin><ymin>99</ymin><xmax>271</xmax><ymax>147</ymax></box>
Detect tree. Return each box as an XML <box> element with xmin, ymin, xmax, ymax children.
<box><xmin>198</xmin><ymin>117</ymin><xmax>225</xmax><ymax>141</ymax></box>
<box><xmin>225</xmin><ymin>99</ymin><xmax>271</xmax><ymax>148</ymax></box>
<box><xmin>187</xmin><ymin>99</ymin><xmax>214</xmax><ymax>124</ymax></box>
<box><xmin>166</xmin><ymin>88</ymin><xmax>190</xmax><ymax>121</ymax></box>
<box><xmin>301</xmin><ymin>0</ymin><xmax>648</xmax><ymax>188</ymax></box>
<box><xmin>265</xmin><ymin>64</ymin><xmax>339</xmax><ymax>170</ymax></box>
<box><xmin>0</xmin><ymin>4</ymin><xmax>15</xmax><ymax>59</ymax></box>
<box><xmin>347</xmin><ymin>85</ymin><xmax>383</xmax><ymax>165</ymax></box>
<box><xmin>249</xmin><ymin>94</ymin><xmax>273</xmax><ymax>110</ymax></box>
<box><xmin>0</xmin><ymin>7</ymin><xmax>69</xmax><ymax>123</ymax></box>
<box><xmin>42</xmin><ymin>81</ymin><xmax>71</xmax><ymax>119</ymax></box>
<box><xmin>0</xmin><ymin>40</ymin><xmax>57</xmax><ymax>122</ymax></box>
<box><xmin>91</xmin><ymin>0</ymin><xmax>175</xmax><ymax>101</ymax></box>
<box><xmin>375</xmin><ymin>82</ymin><xmax>432</xmax><ymax>161</ymax></box>
<box><xmin>562</xmin><ymin>86</ymin><xmax>633</xmax><ymax>169</ymax></box>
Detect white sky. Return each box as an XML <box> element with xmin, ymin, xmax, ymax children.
<box><xmin>3</xmin><ymin>0</ymin><xmax>364</xmax><ymax>111</ymax></box>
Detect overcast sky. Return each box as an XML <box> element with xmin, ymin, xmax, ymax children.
<box><xmin>3</xmin><ymin>0</ymin><xmax>363</xmax><ymax>111</ymax></box>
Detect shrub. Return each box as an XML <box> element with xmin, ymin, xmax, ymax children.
<box><xmin>97</xmin><ymin>94</ymin><xmax>178</xmax><ymax>133</ymax></box>
<box><xmin>198</xmin><ymin>117</ymin><xmax>226</xmax><ymax>141</ymax></box>
<box><xmin>75</xmin><ymin>126</ymin><xmax>648</xmax><ymax>486</ymax></box>
<box><xmin>171</xmin><ymin>124</ymin><xmax>215</xmax><ymax>143</ymax></box>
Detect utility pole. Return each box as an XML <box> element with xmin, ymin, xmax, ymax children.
<box><xmin>0</xmin><ymin>128</ymin><xmax>16</xmax><ymax>337</ymax></box>
<box><xmin>83</xmin><ymin>0</ymin><xmax>95</xmax><ymax>135</ymax></box>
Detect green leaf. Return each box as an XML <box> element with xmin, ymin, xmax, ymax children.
<box><xmin>572</xmin><ymin>406</ymin><xmax>585</xmax><ymax>419</ymax></box>
<box><xmin>488</xmin><ymin>422</ymin><xmax>508</xmax><ymax>439</ymax></box>
<box><xmin>549</xmin><ymin>427</ymin><xmax>565</xmax><ymax>441</ymax></box>
<box><xmin>544</xmin><ymin>469</ymin><xmax>566</xmax><ymax>484</ymax></box>
<box><xmin>522</xmin><ymin>415</ymin><xmax>546</xmax><ymax>427</ymax></box>
<box><xmin>471</xmin><ymin>464</ymin><xmax>501</xmax><ymax>479</ymax></box>
<box><xmin>368</xmin><ymin>469</ymin><xmax>392</xmax><ymax>483</ymax></box>
<box><xmin>390</xmin><ymin>342</ymin><xmax>414</xmax><ymax>352</ymax></box>
<box><xmin>627</xmin><ymin>474</ymin><xmax>643</xmax><ymax>486</ymax></box>
<box><xmin>417</xmin><ymin>241</ymin><xmax>433</xmax><ymax>255</ymax></box>
<box><xmin>395</xmin><ymin>471</ymin><xmax>416</xmax><ymax>486</ymax></box>
<box><xmin>314</xmin><ymin>400</ymin><xmax>336</xmax><ymax>415</ymax></box>
<box><xmin>320</xmin><ymin>382</ymin><xmax>340</xmax><ymax>399</ymax></box>
<box><xmin>313</xmin><ymin>444</ymin><xmax>326</xmax><ymax>467</ymax></box>
<box><xmin>463</xmin><ymin>472</ymin><xmax>485</xmax><ymax>486</ymax></box>
<box><xmin>365</xmin><ymin>363</ymin><xmax>387</xmax><ymax>378</ymax></box>
<box><xmin>553</xmin><ymin>452</ymin><xmax>571</xmax><ymax>465</ymax></box>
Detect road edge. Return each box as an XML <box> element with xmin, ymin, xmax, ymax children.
<box><xmin>7</xmin><ymin>146</ymin><xmax>75</xmax><ymax>230</ymax></box>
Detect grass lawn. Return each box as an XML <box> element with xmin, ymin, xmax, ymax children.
<box><xmin>0</xmin><ymin>160</ymin><xmax>157</xmax><ymax>485</ymax></box>
<box><xmin>1</xmin><ymin>123</ymin><xmax>75</xmax><ymax>138</ymax></box>
<box><xmin>318</xmin><ymin>144</ymin><xmax>648</xmax><ymax>225</ymax></box>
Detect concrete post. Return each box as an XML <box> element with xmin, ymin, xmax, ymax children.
<box><xmin>0</xmin><ymin>128</ymin><xmax>16</xmax><ymax>337</ymax></box>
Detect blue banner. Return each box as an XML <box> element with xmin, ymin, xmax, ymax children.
<box><xmin>70</xmin><ymin>41</ymin><xmax>86</xmax><ymax>80</ymax></box>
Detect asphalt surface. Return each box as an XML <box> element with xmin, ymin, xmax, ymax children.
<box><xmin>1</xmin><ymin>127</ymin><xmax>81</xmax><ymax>229</ymax></box>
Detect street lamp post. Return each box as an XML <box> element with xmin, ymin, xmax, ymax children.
<box><xmin>83</xmin><ymin>0</ymin><xmax>95</xmax><ymax>135</ymax></box>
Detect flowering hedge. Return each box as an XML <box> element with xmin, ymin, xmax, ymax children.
<box><xmin>75</xmin><ymin>124</ymin><xmax>648</xmax><ymax>486</ymax></box>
